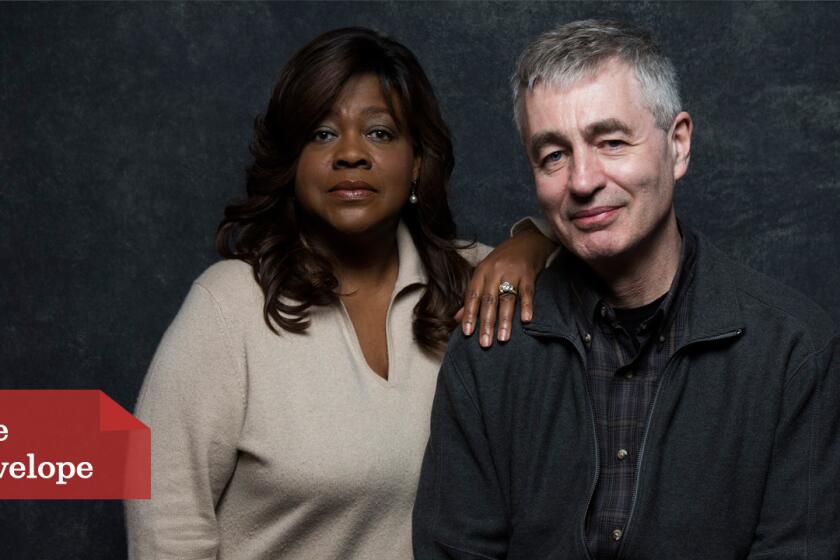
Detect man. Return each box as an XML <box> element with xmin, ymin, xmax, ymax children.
<box><xmin>413</xmin><ymin>20</ymin><xmax>839</xmax><ymax>559</ymax></box>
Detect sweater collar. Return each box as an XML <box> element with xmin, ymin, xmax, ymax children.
<box><xmin>393</xmin><ymin>220</ymin><xmax>428</xmax><ymax>294</ymax></box>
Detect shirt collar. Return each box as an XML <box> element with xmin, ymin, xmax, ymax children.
<box><xmin>568</xmin><ymin>227</ymin><xmax>697</xmax><ymax>337</ymax></box>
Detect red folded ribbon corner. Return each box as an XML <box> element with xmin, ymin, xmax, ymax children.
<box><xmin>0</xmin><ymin>390</ymin><xmax>150</xmax><ymax>500</ymax></box>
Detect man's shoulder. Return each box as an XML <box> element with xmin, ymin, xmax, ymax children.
<box><xmin>444</xmin><ymin>304</ymin><xmax>529</xmax><ymax>358</ymax></box>
<box><xmin>445</xmin><ymin>249</ymin><xmax>579</xmax><ymax>369</ymax></box>
<box><xmin>698</xmin><ymin>233</ymin><xmax>837</xmax><ymax>349</ymax></box>
<box><xmin>442</xmin><ymin>299</ymin><xmax>553</xmax><ymax>391</ymax></box>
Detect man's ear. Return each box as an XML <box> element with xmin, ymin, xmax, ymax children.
<box><xmin>670</xmin><ymin>111</ymin><xmax>692</xmax><ymax>181</ymax></box>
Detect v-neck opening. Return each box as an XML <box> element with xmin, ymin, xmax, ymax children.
<box><xmin>338</xmin><ymin>298</ymin><xmax>396</xmax><ymax>388</ymax></box>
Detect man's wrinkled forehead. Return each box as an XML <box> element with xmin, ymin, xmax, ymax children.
<box><xmin>525</xmin><ymin>55</ymin><xmax>626</xmax><ymax>95</ymax></box>
<box><xmin>522</xmin><ymin>61</ymin><xmax>646</xmax><ymax>136</ymax></box>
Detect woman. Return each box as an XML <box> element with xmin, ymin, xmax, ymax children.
<box><xmin>126</xmin><ymin>27</ymin><xmax>555</xmax><ymax>559</ymax></box>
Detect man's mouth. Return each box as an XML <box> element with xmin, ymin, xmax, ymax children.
<box><xmin>570</xmin><ymin>206</ymin><xmax>621</xmax><ymax>227</ymax></box>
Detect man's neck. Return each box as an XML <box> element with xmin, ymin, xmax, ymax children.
<box><xmin>589</xmin><ymin>215</ymin><xmax>682</xmax><ymax>309</ymax></box>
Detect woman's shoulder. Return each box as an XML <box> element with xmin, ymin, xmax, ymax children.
<box><xmin>454</xmin><ymin>239</ymin><xmax>494</xmax><ymax>267</ymax></box>
<box><xmin>195</xmin><ymin>258</ymin><xmax>253</xmax><ymax>285</ymax></box>
<box><xmin>191</xmin><ymin>259</ymin><xmax>263</xmax><ymax>313</ymax></box>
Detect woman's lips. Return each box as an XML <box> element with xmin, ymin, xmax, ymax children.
<box><xmin>328</xmin><ymin>180</ymin><xmax>376</xmax><ymax>201</ymax></box>
<box><xmin>570</xmin><ymin>206</ymin><xmax>621</xmax><ymax>228</ymax></box>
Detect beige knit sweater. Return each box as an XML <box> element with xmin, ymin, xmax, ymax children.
<box><xmin>125</xmin><ymin>223</ymin><xmax>491</xmax><ymax>560</ymax></box>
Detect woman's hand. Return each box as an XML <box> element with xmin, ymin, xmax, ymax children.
<box><xmin>458</xmin><ymin>222</ymin><xmax>557</xmax><ymax>347</ymax></box>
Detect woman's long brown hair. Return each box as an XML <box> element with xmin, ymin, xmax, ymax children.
<box><xmin>216</xmin><ymin>27</ymin><xmax>472</xmax><ymax>354</ymax></box>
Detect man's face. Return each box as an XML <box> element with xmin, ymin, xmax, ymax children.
<box><xmin>522</xmin><ymin>60</ymin><xmax>690</xmax><ymax>266</ymax></box>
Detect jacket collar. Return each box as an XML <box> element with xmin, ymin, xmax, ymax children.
<box><xmin>523</xmin><ymin>224</ymin><xmax>744</xmax><ymax>346</ymax></box>
<box><xmin>678</xmin><ymin>229</ymin><xmax>745</xmax><ymax>343</ymax></box>
<box><xmin>570</xmin><ymin>228</ymin><xmax>697</xmax><ymax>340</ymax></box>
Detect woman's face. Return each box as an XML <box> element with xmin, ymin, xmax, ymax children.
<box><xmin>294</xmin><ymin>73</ymin><xmax>420</xmax><ymax>238</ymax></box>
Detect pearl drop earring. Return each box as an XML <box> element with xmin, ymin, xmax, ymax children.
<box><xmin>409</xmin><ymin>179</ymin><xmax>418</xmax><ymax>204</ymax></box>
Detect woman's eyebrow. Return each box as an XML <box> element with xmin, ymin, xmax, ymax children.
<box><xmin>361</xmin><ymin>106</ymin><xmax>393</xmax><ymax>117</ymax></box>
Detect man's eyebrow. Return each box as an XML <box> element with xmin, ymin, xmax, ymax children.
<box><xmin>529</xmin><ymin>130</ymin><xmax>570</xmax><ymax>162</ymax></box>
<box><xmin>584</xmin><ymin>118</ymin><xmax>633</xmax><ymax>140</ymax></box>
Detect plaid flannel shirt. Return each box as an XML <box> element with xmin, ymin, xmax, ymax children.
<box><xmin>571</xmin><ymin>231</ymin><xmax>697</xmax><ymax>559</ymax></box>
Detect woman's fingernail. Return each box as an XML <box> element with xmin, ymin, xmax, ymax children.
<box><xmin>481</xmin><ymin>333</ymin><xmax>490</xmax><ymax>347</ymax></box>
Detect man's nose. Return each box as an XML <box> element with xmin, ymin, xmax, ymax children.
<box><xmin>333</xmin><ymin>134</ymin><xmax>371</xmax><ymax>170</ymax></box>
<box><xmin>568</xmin><ymin>149</ymin><xmax>605</xmax><ymax>197</ymax></box>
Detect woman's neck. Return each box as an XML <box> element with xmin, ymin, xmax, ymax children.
<box><xmin>303</xmin><ymin>219</ymin><xmax>401</xmax><ymax>294</ymax></box>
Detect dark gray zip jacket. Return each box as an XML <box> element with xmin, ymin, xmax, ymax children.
<box><xmin>413</xmin><ymin>230</ymin><xmax>840</xmax><ymax>560</ymax></box>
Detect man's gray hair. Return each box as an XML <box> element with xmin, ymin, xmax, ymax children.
<box><xmin>512</xmin><ymin>19</ymin><xmax>681</xmax><ymax>135</ymax></box>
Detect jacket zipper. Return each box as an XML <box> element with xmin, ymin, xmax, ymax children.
<box><xmin>579</xmin><ymin>371</ymin><xmax>599</xmax><ymax>560</ymax></box>
<box><xmin>529</xmin><ymin>328</ymin><xmax>598</xmax><ymax>560</ymax></box>
<box><xmin>615</xmin><ymin>328</ymin><xmax>743</xmax><ymax>559</ymax></box>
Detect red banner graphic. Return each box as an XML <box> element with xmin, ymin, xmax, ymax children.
<box><xmin>0</xmin><ymin>390</ymin><xmax>150</xmax><ymax>499</ymax></box>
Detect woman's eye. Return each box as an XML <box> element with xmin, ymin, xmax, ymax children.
<box><xmin>367</xmin><ymin>128</ymin><xmax>394</xmax><ymax>141</ymax></box>
<box><xmin>311</xmin><ymin>129</ymin><xmax>336</xmax><ymax>142</ymax></box>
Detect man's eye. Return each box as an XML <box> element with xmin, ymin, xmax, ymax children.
<box><xmin>367</xmin><ymin>128</ymin><xmax>394</xmax><ymax>141</ymax></box>
<box><xmin>541</xmin><ymin>150</ymin><xmax>564</xmax><ymax>167</ymax></box>
<box><xmin>603</xmin><ymin>139</ymin><xmax>625</xmax><ymax>149</ymax></box>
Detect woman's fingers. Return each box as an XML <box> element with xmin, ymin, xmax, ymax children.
<box><xmin>518</xmin><ymin>282</ymin><xmax>535</xmax><ymax>324</ymax></box>
<box><xmin>454</xmin><ymin>306</ymin><xmax>465</xmax><ymax>323</ymax></box>
<box><xmin>461</xmin><ymin>286</ymin><xmax>481</xmax><ymax>336</ymax></box>
<box><xmin>496</xmin><ymin>290</ymin><xmax>517</xmax><ymax>342</ymax></box>
<box><xmin>478</xmin><ymin>289</ymin><xmax>499</xmax><ymax>347</ymax></box>
<box><xmin>462</xmin><ymin>264</ymin><xmax>525</xmax><ymax>346</ymax></box>
<box><xmin>461</xmin><ymin>270</ymin><xmax>509</xmax><ymax>347</ymax></box>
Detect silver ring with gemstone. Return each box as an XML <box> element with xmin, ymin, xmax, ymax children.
<box><xmin>498</xmin><ymin>281</ymin><xmax>518</xmax><ymax>297</ymax></box>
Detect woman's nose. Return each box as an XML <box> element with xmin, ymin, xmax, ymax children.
<box><xmin>332</xmin><ymin>135</ymin><xmax>371</xmax><ymax>169</ymax></box>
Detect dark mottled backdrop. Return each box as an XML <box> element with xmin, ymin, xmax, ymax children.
<box><xmin>1</xmin><ymin>2</ymin><xmax>838</xmax><ymax>557</ymax></box>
